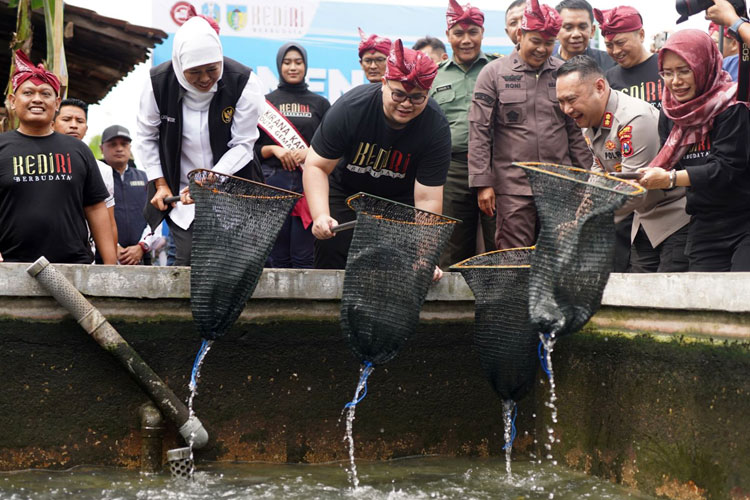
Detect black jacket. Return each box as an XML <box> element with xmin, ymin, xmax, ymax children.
<box><xmin>659</xmin><ymin>103</ymin><xmax>750</xmax><ymax>218</ymax></box>
<box><xmin>143</xmin><ymin>57</ymin><xmax>263</xmax><ymax>230</ymax></box>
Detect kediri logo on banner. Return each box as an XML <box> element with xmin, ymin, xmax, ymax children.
<box><xmin>153</xmin><ymin>1</ymin><xmax>512</xmax><ymax>103</ymax></box>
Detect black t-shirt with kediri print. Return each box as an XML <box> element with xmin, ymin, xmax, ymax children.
<box><xmin>310</xmin><ymin>83</ymin><xmax>451</xmax><ymax>204</ymax></box>
<box><xmin>658</xmin><ymin>104</ymin><xmax>750</xmax><ymax>217</ymax></box>
<box><xmin>256</xmin><ymin>87</ymin><xmax>331</xmax><ymax>171</ymax></box>
<box><xmin>606</xmin><ymin>54</ymin><xmax>664</xmax><ymax>109</ymax></box>
<box><xmin>0</xmin><ymin>131</ymin><xmax>109</xmax><ymax>263</ymax></box>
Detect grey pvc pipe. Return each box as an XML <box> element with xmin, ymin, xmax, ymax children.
<box><xmin>26</xmin><ymin>257</ymin><xmax>209</xmax><ymax>449</ymax></box>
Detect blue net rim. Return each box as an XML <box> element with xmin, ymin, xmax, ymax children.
<box><xmin>513</xmin><ymin>162</ymin><xmax>646</xmax><ymax>197</ymax></box>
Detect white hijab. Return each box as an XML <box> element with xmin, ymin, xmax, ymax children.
<box><xmin>171</xmin><ymin>16</ymin><xmax>224</xmax><ymax>111</ymax></box>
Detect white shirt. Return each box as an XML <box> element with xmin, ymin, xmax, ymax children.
<box><xmin>96</xmin><ymin>160</ymin><xmax>115</xmax><ymax>208</ymax></box>
<box><xmin>88</xmin><ymin>160</ymin><xmax>116</xmax><ymax>259</ymax></box>
<box><xmin>135</xmin><ymin>71</ymin><xmax>264</xmax><ymax>230</ymax></box>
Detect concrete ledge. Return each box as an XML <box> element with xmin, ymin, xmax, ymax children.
<box><xmin>1</xmin><ymin>263</ymin><xmax>749</xmax><ymax>338</ymax></box>
<box><xmin>602</xmin><ymin>272</ymin><xmax>750</xmax><ymax>312</ymax></box>
<box><xmin>0</xmin><ymin>264</ymin><xmax>473</xmax><ymax>301</ymax></box>
<box><xmin>1</xmin><ymin>263</ymin><xmax>748</xmax><ymax>310</ymax></box>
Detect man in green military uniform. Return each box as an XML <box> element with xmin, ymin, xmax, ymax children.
<box><xmin>432</xmin><ymin>0</ymin><xmax>498</xmax><ymax>268</ymax></box>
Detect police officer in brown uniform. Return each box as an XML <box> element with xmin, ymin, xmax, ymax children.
<box><xmin>556</xmin><ymin>55</ymin><xmax>690</xmax><ymax>272</ymax></box>
<box><xmin>469</xmin><ymin>0</ymin><xmax>591</xmax><ymax>250</ymax></box>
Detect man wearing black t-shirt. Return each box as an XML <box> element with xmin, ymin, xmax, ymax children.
<box><xmin>0</xmin><ymin>50</ymin><xmax>115</xmax><ymax>264</ymax></box>
<box><xmin>596</xmin><ymin>6</ymin><xmax>663</xmax><ymax>108</ymax></box>
<box><xmin>593</xmin><ymin>6</ymin><xmax>662</xmax><ymax>272</ymax></box>
<box><xmin>304</xmin><ymin>40</ymin><xmax>449</xmax><ymax>270</ymax></box>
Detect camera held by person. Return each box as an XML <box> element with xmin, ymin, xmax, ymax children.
<box><xmin>677</xmin><ymin>0</ymin><xmax>746</xmax><ymax>24</ymax></box>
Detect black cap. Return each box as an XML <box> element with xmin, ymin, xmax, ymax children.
<box><xmin>101</xmin><ymin>124</ymin><xmax>132</xmax><ymax>143</ymax></box>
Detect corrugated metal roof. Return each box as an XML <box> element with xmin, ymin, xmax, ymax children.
<box><xmin>1</xmin><ymin>0</ymin><xmax>167</xmax><ymax>103</ymax></box>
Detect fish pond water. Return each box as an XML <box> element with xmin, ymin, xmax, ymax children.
<box><xmin>0</xmin><ymin>456</ymin><xmax>654</xmax><ymax>500</ymax></box>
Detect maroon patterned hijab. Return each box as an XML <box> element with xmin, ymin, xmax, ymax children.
<box><xmin>652</xmin><ymin>29</ymin><xmax>739</xmax><ymax>170</ymax></box>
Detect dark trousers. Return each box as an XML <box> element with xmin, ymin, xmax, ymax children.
<box><xmin>614</xmin><ymin>213</ymin><xmax>634</xmax><ymax>273</ymax></box>
<box><xmin>166</xmin><ymin>217</ymin><xmax>193</xmax><ymax>266</ymax></box>
<box><xmin>262</xmin><ymin>165</ymin><xmax>314</xmax><ymax>269</ymax></box>
<box><xmin>630</xmin><ymin>223</ymin><xmax>689</xmax><ymax>273</ymax></box>
<box><xmin>313</xmin><ymin>191</ymin><xmax>356</xmax><ymax>269</ymax></box>
<box><xmin>267</xmin><ymin>215</ymin><xmax>314</xmax><ymax>268</ymax></box>
<box><xmin>495</xmin><ymin>194</ymin><xmax>538</xmax><ymax>249</ymax></box>
<box><xmin>687</xmin><ymin>214</ymin><xmax>750</xmax><ymax>272</ymax></box>
<box><xmin>439</xmin><ymin>158</ymin><xmax>496</xmax><ymax>268</ymax></box>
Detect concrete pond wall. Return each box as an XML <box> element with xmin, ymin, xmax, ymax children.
<box><xmin>1</xmin><ymin>264</ymin><xmax>749</xmax><ymax>499</ymax></box>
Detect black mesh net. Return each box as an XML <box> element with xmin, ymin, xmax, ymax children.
<box><xmin>451</xmin><ymin>248</ymin><xmax>536</xmax><ymax>402</ymax></box>
<box><xmin>515</xmin><ymin>162</ymin><xmax>645</xmax><ymax>339</ymax></box>
<box><xmin>340</xmin><ymin>193</ymin><xmax>458</xmax><ymax>365</ymax></box>
<box><xmin>189</xmin><ymin>169</ymin><xmax>302</xmax><ymax>340</ymax></box>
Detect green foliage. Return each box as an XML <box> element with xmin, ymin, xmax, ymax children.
<box><xmin>88</xmin><ymin>134</ymin><xmax>103</xmax><ymax>160</ymax></box>
<box><xmin>43</xmin><ymin>0</ymin><xmax>55</xmax><ymax>64</ymax></box>
<box><xmin>7</xmin><ymin>0</ymin><xmax>42</xmax><ymax>9</ymax></box>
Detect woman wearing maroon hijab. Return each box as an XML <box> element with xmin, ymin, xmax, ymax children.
<box><xmin>637</xmin><ymin>30</ymin><xmax>750</xmax><ymax>272</ymax></box>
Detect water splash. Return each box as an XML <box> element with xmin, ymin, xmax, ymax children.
<box><xmin>502</xmin><ymin>400</ymin><xmax>517</xmax><ymax>479</ymax></box>
<box><xmin>186</xmin><ymin>339</ymin><xmax>214</xmax><ymax>477</ymax></box>
<box><xmin>343</xmin><ymin>362</ymin><xmax>374</xmax><ymax>489</ymax></box>
<box><xmin>539</xmin><ymin>333</ymin><xmax>558</xmax><ymax>466</ymax></box>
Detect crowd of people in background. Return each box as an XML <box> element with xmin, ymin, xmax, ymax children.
<box><xmin>1</xmin><ymin>0</ymin><xmax>749</xmax><ymax>274</ymax></box>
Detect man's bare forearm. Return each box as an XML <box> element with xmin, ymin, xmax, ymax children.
<box><xmin>85</xmin><ymin>202</ymin><xmax>116</xmax><ymax>264</ymax></box>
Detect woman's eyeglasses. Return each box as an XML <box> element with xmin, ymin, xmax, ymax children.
<box><xmin>658</xmin><ymin>68</ymin><xmax>693</xmax><ymax>81</ymax></box>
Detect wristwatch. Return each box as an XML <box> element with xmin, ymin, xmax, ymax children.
<box><xmin>138</xmin><ymin>241</ymin><xmax>150</xmax><ymax>253</ymax></box>
<box><xmin>728</xmin><ymin>17</ymin><xmax>749</xmax><ymax>42</ymax></box>
<box><xmin>668</xmin><ymin>169</ymin><xmax>677</xmax><ymax>189</ymax></box>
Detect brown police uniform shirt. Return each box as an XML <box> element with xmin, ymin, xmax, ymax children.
<box><xmin>584</xmin><ymin>90</ymin><xmax>690</xmax><ymax>246</ymax></box>
<box><xmin>467</xmin><ymin>48</ymin><xmax>592</xmax><ymax>196</ymax></box>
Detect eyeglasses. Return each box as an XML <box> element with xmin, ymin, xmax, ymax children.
<box><xmin>361</xmin><ymin>56</ymin><xmax>387</xmax><ymax>66</ymax></box>
<box><xmin>386</xmin><ymin>82</ymin><xmax>428</xmax><ymax>105</ymax></box>
<box><xmin>658</xmin><ymin>68</ymin><xmax>693</xmax><ymax>81</ymax></box>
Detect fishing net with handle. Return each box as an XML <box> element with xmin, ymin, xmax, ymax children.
<box><xmin>514</xmin><ymin>162</ymin><xmax>644</xmax><ymax>340</ymax></box>
<box><xmin>188</xmin><ymin>169</ymin><xmax>302</xmax><ymax>340</ymax></box>
<box><xmin>340</xmin><ymin>192</ymin><xmax>459</xmax><ymax>365</ymax></box>
<box><xmin>451</xmin><ymin>247</ymin><xmax>537</xmax><ymax>402</ymax></box>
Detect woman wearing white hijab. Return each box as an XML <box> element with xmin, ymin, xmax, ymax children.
<box><xmin>136</xmin><ymin>13</ymin><xmax>264</xmax><ymax>265</ymax></box>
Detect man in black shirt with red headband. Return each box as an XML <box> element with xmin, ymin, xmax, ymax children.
<box><xmin>303</xmin><ymin>39</ymin><xmax>451</xmax><ymax>271</ymax></box>
<box><xmin>0</xmin><ymin>51</ymin><xmax>116</xmax><ymax>264</ymax></box>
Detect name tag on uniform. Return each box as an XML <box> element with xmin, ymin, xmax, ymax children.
<box><xmin>130</xmin><ymin>180</ymin><xmax>145</xmax><ymax>186</ymax></box>
<box><xmin>434</xmin><ymin>84</ymin><xmax>452</xmax><ymax>92</ymax></box>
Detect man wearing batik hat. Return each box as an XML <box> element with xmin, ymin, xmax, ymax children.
<box><xmin>0</xmin><ymin>50</ymin><xmax>116</xmax><ymax>265</ymax></box>
<box><xmin>358</xmin><ymin>28</ymin><xmax>392</xmax><ymax>84</ymax></box>
<box><xmin>595</xmin><ymin>5</ymin><xmax>661</xmax><ymax>271</ymax></box>
<box><xmin>431</xmin><ymin>0</ymin><xmax>497</xmax><ymax>268</ymax></box>
<box><xmin>304</xmin><ymin>40</ymin><xmax>450</xmax><ymax>271</ymax></box>
<box><xmin>595</xmin><ymin>6</ymin><xmax>663</xmax><ymax>108</ymax></box>
<box><xmin>468</xmin><ymin>0</ymin><xmax>591</xmax><ymax>250</ymax></box>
